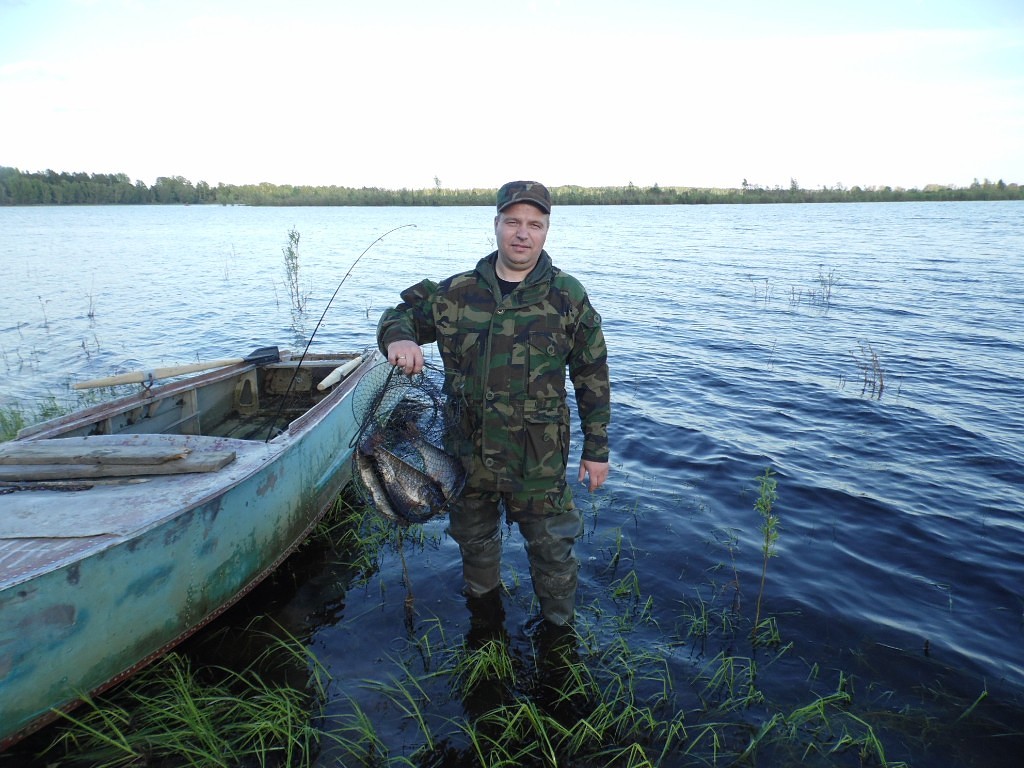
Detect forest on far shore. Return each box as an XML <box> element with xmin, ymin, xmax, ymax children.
<box><xmin>1</xmin><ymin>166</ymin><xmax>1020</xmax><ymax>207</ymax></box>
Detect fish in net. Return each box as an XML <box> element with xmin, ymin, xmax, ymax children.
<box><xmin>350</xmin><ymin>358</ymin><xmax>466</xmax><ymax>525</ymax></box>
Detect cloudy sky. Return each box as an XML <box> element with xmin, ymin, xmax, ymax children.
<box><xmin>2</xmin><ymin>0</ymin><xmax>1022</xmax><ymax>191</ymax></box>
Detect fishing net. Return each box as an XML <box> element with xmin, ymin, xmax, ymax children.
<box><xmin>349</xmin><ymin>357</ymin><xmax>466</xmax><ymax>526</ymax></box>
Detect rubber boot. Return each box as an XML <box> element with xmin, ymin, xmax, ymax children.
<box><xmin>536</xmin><ymin>620</ymin><xmax>589</xmax><ymax>726</ymax></box>
<box><xmin>466</xmin><ymin>588</ymin><xmax>507</xmax><ymax>650</ymax></box>
<box><xmin>462</xmin><ymin>588</ymin><xmax>511</xmax><ymax>723</ymax></box>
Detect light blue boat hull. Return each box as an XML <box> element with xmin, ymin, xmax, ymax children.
<box><xmin>0</xmin><ymin>350</ymin><xmax>392</xmax><ymax>748</ymax></box>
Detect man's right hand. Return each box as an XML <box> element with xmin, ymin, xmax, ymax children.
<box><xmin>387</xmin><ymin>340</ymin><xmax>424</xmax><ymax>376</ymax></box>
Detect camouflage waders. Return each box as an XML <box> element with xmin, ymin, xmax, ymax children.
<box><xmin>451</xmin><ymin>482</ymin><xmax>582</xmax><ymax>626</ymax></box>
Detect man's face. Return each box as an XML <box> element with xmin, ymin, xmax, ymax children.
<box><xmin>494</xmin><ymin>202</ymin><xmax>549</xmax><ymax>280</ymax></box>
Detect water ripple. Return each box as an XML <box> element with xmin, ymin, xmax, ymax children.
<box><xmin>2</xmin><ymin>201</ymin><xmax>1022</xmax><ymax>727</ymax></box>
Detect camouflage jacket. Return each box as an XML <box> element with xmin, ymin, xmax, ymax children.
<box><xmin>377</xmin><ymin>251</ymin><xmax>610</xmax><ymax>493</ymax></box>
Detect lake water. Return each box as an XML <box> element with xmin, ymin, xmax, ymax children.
<box><xmin>1</xmin><ymin>202</ymin><xmax>1022</xmax><ymax>765</ymax></box>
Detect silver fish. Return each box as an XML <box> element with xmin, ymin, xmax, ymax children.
<box><xmin>373</xmin><ymin>446</ymin><xmax>447</xmax><ymax>524</ymax></box>
<box><xmin>407</xmin><ymin>434</ymin><xmax>463</xmax><ymax>501</ymax></box>
<box><xmin>355</xmin><ymin>448</ymin><xmax>401</xmax><ymax>524</ymax></box>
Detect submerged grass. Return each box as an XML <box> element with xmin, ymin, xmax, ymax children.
<box><xmin>43</xmin><ymin>629</ymin><xmax>331</xmax><ymax>767</ymax></box>
<box><xmin>451</xmin><ymin>639</ymin><xmax>518</xmax><ymax>698</ymax></box>
<box><xmin>752</xmin><ymin>467</ymin><xmax>780</xmax><ymax>643</ymax></box>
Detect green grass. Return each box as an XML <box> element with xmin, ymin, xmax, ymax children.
<box><xmin>0</xmin><ymin>398</ymin><xmax>69</xmax><ymax>441</ymax></box>
<box><xmin>451</xmin><ymin>638</ymin><xmax>518</xmax><ymax>699</ymax></box>
<box><xmin>44</xmin><ymin>630</ymin><xmax>331</xmax><ymax>767</ymax></box>
<box><xmin>752</xmin><ymin>467</ymin><xmax>780</xmax><ymax>642</ymax></box>
<box><xmin>1</xmin><ymin>389</ymin><xmax>133</xmax><ymax>442</ymax></box>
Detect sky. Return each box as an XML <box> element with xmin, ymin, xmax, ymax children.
<box><xmin>1</xmin><ymin>0</ymin><xmax>1023</xmax><ymax>191</ymax></box>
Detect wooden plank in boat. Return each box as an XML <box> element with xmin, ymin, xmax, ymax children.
<box><xmin>0</xmin><ymin>443</ymin><xmax>190</xmax><ymax>466</ymax></box>
<box><xmin>0</xmin><ymin>451</ymin><xmax>236</xmax><ymax>481</ymax></box>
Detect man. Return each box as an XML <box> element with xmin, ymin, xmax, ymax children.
<box><xmin>377</xmin><ymin>180</ymin><xmax>610</xmax><ymax>628</ymax></box>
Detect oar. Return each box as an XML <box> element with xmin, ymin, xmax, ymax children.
<box><xmin>72</xmin><ymin>346</ymin><xmax>281</xmax><ymax>390</ymax></box>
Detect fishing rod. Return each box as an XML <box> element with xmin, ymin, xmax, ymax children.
<box><xmin>264</xmin><ymin>223</ymin><xmax>416</xmax><ymax>442</ymax></box>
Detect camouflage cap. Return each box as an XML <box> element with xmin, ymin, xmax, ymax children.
<box><xmin>496</xmin><ymin>180</ymin><xmax>551</xmax><ymax>214</ymax></box>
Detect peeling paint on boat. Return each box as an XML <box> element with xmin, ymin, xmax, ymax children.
<box><xmin>0</xmin><ymin>350</ymin><xmax>392</xmax><ymax>749</ymax></box>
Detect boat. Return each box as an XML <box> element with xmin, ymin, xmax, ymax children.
<box><xmin>0</xmin><ymin>346</ymin><xmax>394</xmax><ymax>749</ymax></box>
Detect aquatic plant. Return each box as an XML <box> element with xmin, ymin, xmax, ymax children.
<box><xmin>451</xmin><ymin>638</ymin><xmax>517</xmax><ymax>699</ymax></box>
<box><xmin>0</xmin><ymin>398</ymin><xmax>69</xmax><ymax>442</ymax></box>
<box><xmin>282</xmin><ymin>227</ymin><xmax>306</xmax><ymax>313</ymax></box>
<box><xmin>786</xmin><ymin>266</ymin><xmax>837</xmax><ymax>310</ymax></box>
<box><xmin>749</xmin><ymin>275</ymin><xmax>773</xmax><ymax>305</ymax></box>
<box><xmin>752</xmin><ymin>467</ymin><xmax>780</xmax><ymax>643</ymax></box>
<box><xmin>44</xmin><ymin>631</ymin><xmax>331</xmax><ymax>767</ymax></box>
<box><xmin>0</xmin><ymin>405</ymin><xmax>27</xmax><ymax>442</ymax></box>
<box><xmin>853</xmin><ymin>340</ymin><xmax>886</xmax><ymax>399</ymax></box>
<box><xmin>361</xmin><ymin>669</ymin><xmax>438</xmax><ymax>753</ymax></box>
<box><xmin>310</xmin><ymin>494</ymin><xmax>406</xmax><ymax>586</ymax></box>
<box><xmin>816</xmin><ymin>265</ymin><xmax>837</xmax><ymax>307</ymax></box>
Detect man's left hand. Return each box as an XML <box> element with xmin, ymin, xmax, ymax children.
<box><xmin>578</xmin><ymin>459</ymin><xmax>609</xmax><ymax>492</ymax></box>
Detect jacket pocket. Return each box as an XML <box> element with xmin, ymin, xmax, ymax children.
<box><xmin>522</xmin><ymin>400</ymin><xmax>570</xmax><ymax>480</ymax></box>
<box><xmin>437</xmin><ymin>325</ymin><xmax>484</xmax><ymax>390</ymax></box>
<box><xmin>527</xmin><ymin>330</ymin><xmax>569</xmax><ymax>398</ymax></box>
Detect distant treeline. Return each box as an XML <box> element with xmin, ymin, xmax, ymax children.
<box><xmin>1</xmin><ymin>166</ymin><xmax>1020</xmax><ymax>207</ymax></box>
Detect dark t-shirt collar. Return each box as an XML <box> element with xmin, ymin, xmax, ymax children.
<box><xmin>496</xmin><ymin>276</ymin><xmax>519</xmax><ymax>297</ymax></box>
